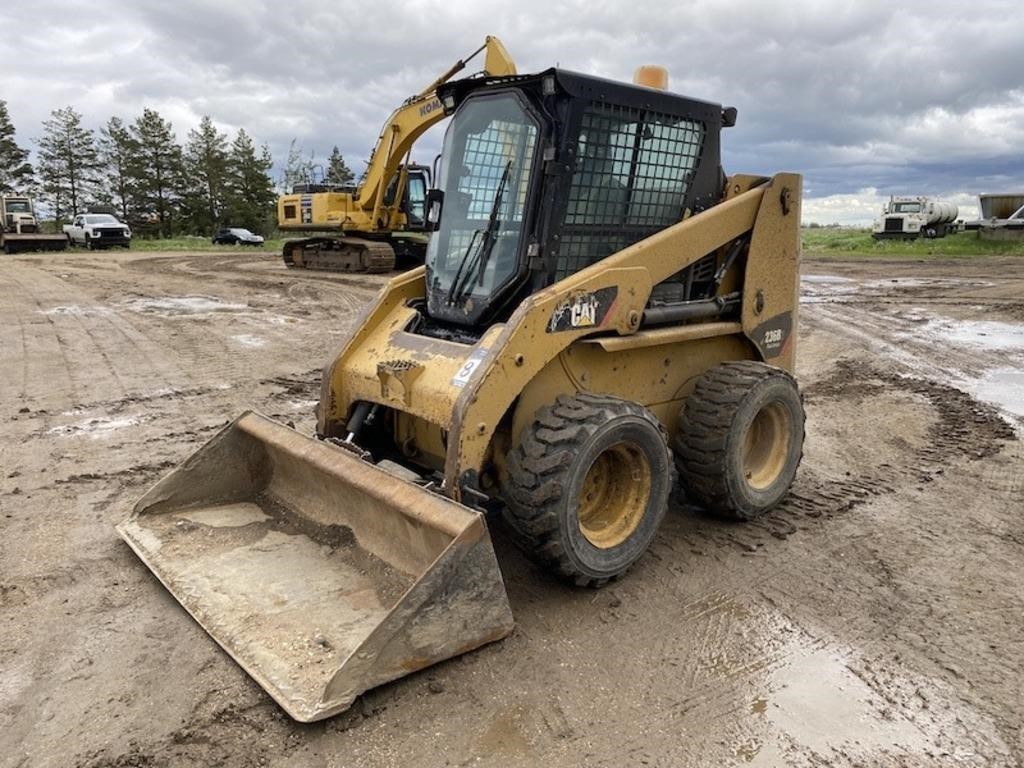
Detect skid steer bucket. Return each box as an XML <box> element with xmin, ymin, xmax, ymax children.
<box><xmin>117</xmin><ymin>411</ymin><xmax>514</xmax><ymax>722</ymax></box>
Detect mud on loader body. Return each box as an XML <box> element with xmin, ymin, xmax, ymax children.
<box><xmin>119</xmin><ymin>67</ymin><xmax>804</xmax><ymax>720</ymax></box>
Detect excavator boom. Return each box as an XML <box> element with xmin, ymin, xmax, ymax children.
<box><xmin>361</xmin><ymin>36</ymin><xmax>516</xmax><ymax>218</ymax></box>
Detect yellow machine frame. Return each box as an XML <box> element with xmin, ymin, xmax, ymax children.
<box><xmin>318</xmin><ymin>173</ymin><xmax>801</xmax><ymax>502</ymax></box>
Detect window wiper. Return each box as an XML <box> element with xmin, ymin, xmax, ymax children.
<box><xmin>448</xmin><ymin>160</ymin><xmax>513</xmax><ymax>306</ymax></box>
<box><xmin>444</xmin><ymin>228</ymin><xmax>482</xmax><ymax>306</ymax></box>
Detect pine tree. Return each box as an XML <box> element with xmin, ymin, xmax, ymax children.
<box><xmin>226</xmin><ymin>129</ymin><xmax>275</xmax><ymax>232</ymax></box>
<box><xmin>183</xmin><ymin>116</ymin><xmax>230</xmax><ymax>234</ymax></box>
<box><xmin>0</xmin><ymin>100</ymin><xmax>34</xmax><ymax>194</ymax></box>
<box><xmin>36</xmin><ymin>106</ymin><xmax>100</xmax><ymax>219</ymax></box>
<box><xmin>129</xmin><ymin>108</ymin><xmax>183</xmax><ymax>238</ymax></box>
<box><xmin>325</xmin><ymin>145</ymin><xmax>354</xmax><ymax>187</ymax></box>
<box><xmin>98</xmin><ymin>117</ymin><xmax>137</xmax><ymax>223</ymax></box>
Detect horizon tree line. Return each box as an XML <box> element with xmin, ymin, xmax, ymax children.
<box><xmin>0</xmin><ymin>99</ymin><xmax>357</xmax><ymax>238</ymax></box>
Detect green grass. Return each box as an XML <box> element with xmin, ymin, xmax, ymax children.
<box><xmin>801</xmin><ymin>228</ymin><xmax>1024</xmax><ymax>258</ymax></box>
<box><xmin>103</xmin><ymin>229</ymin><xmax>1024</xmax><ymax>260</ymax></box>
<box><xmin>127</xmin><ymin>237</ymin><xmax>285</xmax><ymax>253</ymax></box>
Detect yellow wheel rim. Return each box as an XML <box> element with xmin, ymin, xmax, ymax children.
<box><xmin>742</xmin><ymin>402</ymin><xmax>791</xmax><ymax>491</ymax></box>
<box><xmin>577</xmin><ymin>442</ymin><xmax>652</xmax><ymax>549</ymax></box>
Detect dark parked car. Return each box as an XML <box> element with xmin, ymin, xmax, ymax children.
<box><xmin>212</xmin><ymin>227</ymin><xmax>265</xmax><ymax>246</ymax></box>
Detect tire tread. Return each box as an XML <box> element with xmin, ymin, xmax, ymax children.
<box><xmin>674</xmin><ymin>361</ymin><xmax>804</xmax><ymax>520</ymax></box>
<box><xmin>504</xmin><ymin>393</ymin><xmax>675</xmax><ymax>587</ymax></box>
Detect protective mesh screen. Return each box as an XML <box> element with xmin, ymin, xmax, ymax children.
<box><xmin>458</xmin><ymin>123</ymin><xmax>535</xmax><ymax>222</ymax></box>
<box><xmin>432</xmin><ymin>111</ymin><xmax>537</xmax><ymax>295</ymax></box>
<box><xmin>557</xmin><ymin>103</ymin><xmax>705</xmax><ymax>279</ymax></box>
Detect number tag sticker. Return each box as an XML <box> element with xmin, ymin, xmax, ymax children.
<box><xmin>451</xmin><ymin>349</ymin><xmax>489</xmax><ymax>388</ymax></box>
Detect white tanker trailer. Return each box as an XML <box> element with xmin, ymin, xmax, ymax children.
<box><xmin>872</xmin><ymin>196</ymin><xmax>958</xmax><ymax>240</ymax></box>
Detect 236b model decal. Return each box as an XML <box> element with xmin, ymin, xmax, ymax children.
<box><xmin>751</xmin><ymin>312</ymin><xmax>793</xmax><ymax>359</ymax></box>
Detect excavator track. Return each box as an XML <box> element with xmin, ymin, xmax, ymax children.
<box><xmin>282</xmin><ymin>237</ymin><xmax>396</xmax><ymax>273</ymax></box>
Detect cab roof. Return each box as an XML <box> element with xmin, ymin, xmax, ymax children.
<box><xmin>439</xmin><ymin>67</ymin><xmax>733</xmax><ymax>128</ymax></box>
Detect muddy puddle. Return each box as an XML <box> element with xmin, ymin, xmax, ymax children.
<box><xmin>738</xmin><ymin>626</ymin><xmax>1009</xmax><ymax>765</ymax></box>
<box><xmin>802</xmin><ymin>274</ymin><xmax>1024</xmax><ymax>426</ymax></box>
<box><xmin>892</xmin><ymin>313</ymin><xmax>1024</xmax><ymax>352</ymax></box>
<box><xmin>37</xmin><ymin>304</ymin><xmax>116</xmax><ymax>317</ymax></box>
<box><xmin>972</xmin><ymin>368</ymin><xmax>1024</xmax><ymax>419</ymax></box>
<box><xmin>124</xmin><ymin>295</ymin><xmax>249</xmax><ymax>315</ymax></box>
<box><xmin>802</xmin><ymin>274</ymin><xmax>997</xmax><ymax>298</ymax></box>
<box><xmin>47</xmin><ymin>415</ymin><xmax>142</xmax><ymax>439</ymax></box>
<box><xmin>231</xmin><ymin>333</ymin><xmax>268</xmax><ymax>348</ymax></box>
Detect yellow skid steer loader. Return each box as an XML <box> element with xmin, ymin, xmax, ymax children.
<box><xmin>118</xmin><ymin>64</ymin><xmax>805</xmax><ymax>722</ymax></box>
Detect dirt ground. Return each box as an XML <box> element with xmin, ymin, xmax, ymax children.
<box><xmin>1</xmin><ymin>250</ymin><xmax>1022</xmax><ymax>767</ymax></box>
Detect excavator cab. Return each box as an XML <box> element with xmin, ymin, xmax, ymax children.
<box><xmin>382</xmin><ymin>164</ymin><xmax>432</xmax><ymax>231</ymax></box>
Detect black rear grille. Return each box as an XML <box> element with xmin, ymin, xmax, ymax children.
<box><xmin>884</xmin><ymin>217</ymin><xmax>903</xmax><ymax>232</ymax></box>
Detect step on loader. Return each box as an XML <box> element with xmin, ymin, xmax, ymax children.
<box><xmin>118</xmin><ymin>64</ymin><xmax>805</xmax><ymax>722</ymax></box>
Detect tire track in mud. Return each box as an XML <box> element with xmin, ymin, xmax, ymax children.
<box><xmin>124</xmin><ymin>252</ymin><xmax>386</xmax><ymax>302</ymax></box>
<box><xmin>4</xmin><ymin>270</ymin><xmax>84</xmax><ymax>408</ymax></box>
<box><xmin>6</xmin><ymin>268</ymin><xmax>147</xmax><ymax>404</ymax></box>
<box><xmin>566</xmin><ymin>572</ymin><xmax>1017</xmax><ymax>767</ymax></box>
<box><xmin>87</xmin><ymin>293</ymin><xmax>205</xmax><ymax>395</ymax></box>
<box><xmin>114</xmin><ymin>255</ymin><xmax>376</xmax><ymax>387</ymax></box>
<box><xmin>803</xmin><ymin>283</ymin><xmax>1024</xmax><ymax>384</ymax></box>
<box><xmin>718</xmin><ymin>360</ymin><xmax>1014</xmax><ymax>551</ymax></box>
<box><xmin>0</xmin><ymin>271</ymin><xmax>31</xmax><ymax>408</ymax></box>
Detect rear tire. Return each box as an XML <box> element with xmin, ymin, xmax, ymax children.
<box><xmin>503</xmin><ymin>393</ymin><xmax>673</xmax><ymax>587</ymax></box>
<box><xmin>674</xmin><ymin>361</ymin><xmax>804</xmax><ymax>520</ymax></box>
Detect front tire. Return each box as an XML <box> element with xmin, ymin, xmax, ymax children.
<box><xmin>674</xmin><ymin>361</ymin><xmax>804</xmax><ymax>520</ymax></box>
<box><xmin>503</xmin><ymin>393</ymin><xmax>673</xmax><ymax>587</ymax></box>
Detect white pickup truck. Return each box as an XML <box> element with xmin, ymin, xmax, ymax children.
<box><xmin>63</xmin><ymin>213</ymin><xmax>132</xmax><ymax>249</ymax></box>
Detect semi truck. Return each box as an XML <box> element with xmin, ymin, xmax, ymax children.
<box><xmin>872</xmin><ymin>196</ymin><xmax>958</xmax><ymax>240</ymax></box>
<box><xmin>0</xmin><ymin>196</ymin><xmax>68</xmax><ymax>253</ymax></box>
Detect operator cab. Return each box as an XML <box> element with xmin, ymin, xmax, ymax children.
<box><xmin>3</xmin><ymin>198</ymin><xmax>31</xmax><ymax>213</ymax></box>
<box><xmin>383</xmin><ymin>165</ymin><xmax>431</xmax><ymax>230</ymax></box>
<box><xmin>424</xmin><ymin>68</ymin><xmax>731</xmax><ymax>329</ymax></box>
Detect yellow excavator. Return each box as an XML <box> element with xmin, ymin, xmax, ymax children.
<box><xmin>278</xmin><ymin>36</ymin><xmax>516</xmax><ymax>272</ymax></box>
<box><xmin>119</xmin><ymin>63</ymin><xmax>805</xmax><ymax>722</ymax></box>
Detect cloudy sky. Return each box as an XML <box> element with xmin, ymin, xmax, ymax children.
<box><xmin>3</xmin><ymin>0</ymin><xmax>1022</xmax><ymax>223</ymax></box>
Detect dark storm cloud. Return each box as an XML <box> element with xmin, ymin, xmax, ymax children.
<box><xmin>2</xmin><ymin>0</ymin><xmax>1021</xmax><ymax>222</ymax></box>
